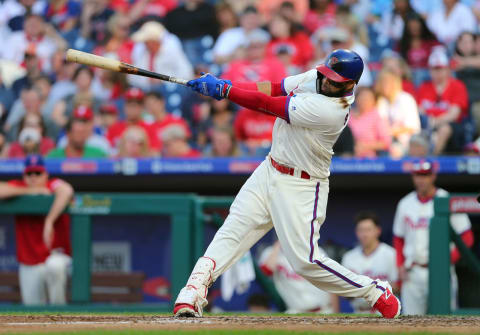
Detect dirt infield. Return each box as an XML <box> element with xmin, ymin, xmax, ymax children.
<box><xmin>0</xmin><ymin>314</ymin><xmax>479</xmax><ymax>334</ymax></box>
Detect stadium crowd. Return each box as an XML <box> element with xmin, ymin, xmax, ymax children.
<box><xmin>0</xmin><ymin>0</ymin><xmax>480</xmax><ymax>159</ymax></box>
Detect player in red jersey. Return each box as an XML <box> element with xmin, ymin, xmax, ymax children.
<box><xmin>0</xmin><ymin>155</ymin><xmax>74</xmax><ymax>305</ymax></box>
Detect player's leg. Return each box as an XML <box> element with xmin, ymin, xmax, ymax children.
<box><xmin>44</xmin><ymin>252</ymin><xmax>71</xmax><ymax>305</ymax></box>
<box><xmin>18</xmin><ymin>263</ymin><xmax>48</xmax><ymax>305</ymax></box>
<box><xmin>268</xmin><ymin>172</ymin><xmax>400</xmax><ymax>318</ymax></box>
<box><xmin>401</xmin><ymin>266</ymin><xmax>428</xmax><ymax>315</ymax></box>
<box><xmin>174</xmin><ymin>161</ymin><xmax>273</xmax><ymax>316</ymax></box>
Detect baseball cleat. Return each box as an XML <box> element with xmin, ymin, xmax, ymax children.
<box><xmin>373</xmin><ymin>287</ymin><xmax>401</xmax><ymax>319</ymax></box>
<box><xmin>173</xmin><ymin>303</ymin><xmax>197</xmax><ymax>317</ymax></box>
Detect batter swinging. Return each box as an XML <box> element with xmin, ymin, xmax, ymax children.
<box><xmin>174</xmin><ymin>49</ymin><xmax>401</xmax><ymax>318</ymax></box>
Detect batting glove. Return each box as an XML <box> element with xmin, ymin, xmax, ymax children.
<box><xmin>187</xmin><ymin>73</ymin><xmax>231</xmax><ymax>101</ymax></box>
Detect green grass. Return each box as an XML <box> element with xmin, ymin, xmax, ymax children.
<box><xmin>6</xmin><ymin>331</ymin><xmax>473</xmax><ymax>335</ymax></box>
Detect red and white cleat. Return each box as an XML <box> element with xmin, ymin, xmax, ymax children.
<box><xmin>173</xmin><ymin>303</ymin><xmax>197</xmax><ymax>317</ymax></box>
<box><xmin>373</xmin><ymin>288</ymin><xmax>401</xmax><ymax>319</ymax></box>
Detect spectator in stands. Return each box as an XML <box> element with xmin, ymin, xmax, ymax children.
<box><xmin>129</xmin><ymin>0</ymin><xmax>178</xmax><ymax>24</ymax></box>
<box><xmin>203</xmin><ymin>126</ymin><xmax>243</xmax><ymax>157</ymax></box>
<box><xmin>335</xmin><ymin>4</ymin><xmax>369</xmax><ymax>47</ymax></box>
<box><xmin>91</xmin><ymin>69</ymin><xmax>128</xmax><ymax>103</ymax></box>
<box><xmin>161</xmin><ymin>124</ymin><xmax>201</xmax><ymax>158</ymax></box>
<box><xmin>10</xmin><ymin>45</ymin><xmax>43</xmax><ymax>100</ymax></box>
<box><xmin>303</xmin><ymin>0</ymin><xmax>336</xmax><ymax>34</ymax></box>
<box><xmin>266</xmin><ymin>14</ymin><xmax>314</xmax><ymax>68</ymax></box>
<box><xmin>197</xmin><ymin>99</ymin><xmax>235</xmax><ymax>148</ymax></box>
<box><xmin>80</xmin><ymin>0</ymin><xmax>115</xmax><ymax>45</ymax></box>
<box><xmin>117</xmin><ymin>125</ymin><xmax>152</xmax><ymax>158</ymax></box>
<box><xmin>376</xmin><ymin>0</ymin><xmax>415</xmax><ymax>47</ymax></box>
<box><xmin>427</xmin><ymin>0</ymin><xmax>476</xmax><ymax>48</ymax></box>
<box><xmin>5</xmin><ymin>88</ymin><xmax>43</xmax><ymax>141</ymax></box>
<box><xmin>7</xmin><ymin>113</ymin><xmax>55</xmax><ymax>158</ymax></box>
<box><xmin>341</xmin><ymin>211</ymin><xmax>398</xmax><ymax>314</ymax></box>
<box><xmin>51</xmin><ymin>66</ymin><xmax>101</xmax><ymax>134</ymax></box>
<box><xmin>393</xmin><ymin>159</ymin><xmax>474</xmax><ymax>315</ymax></box>
<box><xmin>213</xmin><ymin>5</ymin><xmax>270</xmax><ymax>66</ymax></box>
<box><xmin>91</xmin><ymin>13</ymin><xmax>134</xmax><ymax>64</ymax></box>
<box><xmin>98</xmin><ymin>103</ymin><xmax>118</xmax><ymax>135</ymax></box>
<box><xmin>259</xmin><ymin>240</ymin><xmax>339</xmax><ymax>313</ymax></box>
<box><xmin>0</xmin><ymin>130</ymin><xmax>7</xmax><ymax>157</ymax></box>
<box><xmin>258</xmin><ymin>0</ymin><xmax>308</xmax><ymax>24</ymax></box>
<box><xmin>128</xmin><ymin>21</ymin><xmax>194</xmax><ymax>91</ymax></box>
<box><xmin>0</xmin><ymin>71</ymin><xmax>15</xmax><ymax>123</ymax></box>
<box><xmin>408</xmin><ymin>132</ymin><xmax>430</xmax><ymax>157</ymax></box>
<box><xmin>2</xmin><ymin>14</ymin><xmax>66</xmax><ymax>74</ymax></box>
<box><xmin>452</xmin><ymin>32</ymin><xmax>480</xmax><ymax>136</ymax></box>
<box><xmin>57</xmin><ymin>106</ymin><xmax>111</xmax><ymax>156</ymax></box>
<box><xmin>215</xmin><ymin>1</ymin><xmax>238</xmax><ymax>34</ymax></box>
<box><xmin>145</xmin><ymin>91</ymin><xmax>191</xmax><ymax>154</ymax></box>
<box><xmin>164</xmin><ymin>0</ymin><xmax>218</xmax><ymax>66</ymax></box>
<box><xmin>349</xmin><ymin>86</ymin><xmax>391</xmax><ymax>158</ymax></box>
<box><xmin>106</xmin><ymin>88</ymin><xmax>158</xmax><ymax>151</ymax></box>
<box><xmin>47</xmin><ymin>49</ymin><xmax>77</xmax><ymax>105</ymax></box>
<box><xmin>380</xmin><ymin>50</ymin><xmax>415</xmax><ymax>97</ymax></box>
<box><xmin>48</xmin><ymin>116</ymin><xmax>107</xmax><ymax>158</ymax></box>
<box><xmin>398</xmin><ymin>12</ymin><xmax>439</xmax><ymax>87</ymax></box>
<box><xmin>38</xmin><ymin>0</ymin><xmax>81</xmax><ymax>35</ymax></box>
<box><xmin>375</xmin><ymin>69</ymin><xmax>420</xmax><ymax>158</ymax></box>
<box><xmin>0</xmin><ymin>155</ymin><xmax>73</xmax><ymax>305</ymax></box>
<box><xmin>417</xmin><ymin>48</ymin><xmax>469</xmax><ymax>155</ymax></box>
<box><xmin>0</xmin><ymin>0</ymin><xmax>43</xmax><ymax>34</ymax></box>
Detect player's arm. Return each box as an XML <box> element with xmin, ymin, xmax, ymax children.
<box><xmin>450</xmin><ymin>229</ymin><xmax>474</xmax><ymax>263</ymax></box>
<box><xmin>232</xmin><ymin>81</ymin><xmax>286</xmax><ymax>97</ymax></box>
<box><xmin>43</xmin><ymin>180</ymin><xmax>74</xmax><ymax>248</ymax></box>
<box><xmin>259</xmin><ymin>241</ymin><xmax>281</xmax><ymax>276</ymax></box>
<box><xmin>0</xmin><ymin>182</ymin><xmax>49</xmax><ymax>199</ymax></box>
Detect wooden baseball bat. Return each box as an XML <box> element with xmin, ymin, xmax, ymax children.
<box><xmin>66</xmin><ymin>49</ymin><xmax>189</xmax><ymax>86</ymax></box>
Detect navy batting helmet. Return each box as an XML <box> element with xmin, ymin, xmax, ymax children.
<box><xmin>316</xmin><ymin>49</ymin><xmax>364</xmax><ymax>84</ymax></box>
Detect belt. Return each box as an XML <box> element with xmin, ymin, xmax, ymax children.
<box><xmin>270</xmin><ymin>157</ymin><xmax>311</xmax><ymax>180</ymax></box>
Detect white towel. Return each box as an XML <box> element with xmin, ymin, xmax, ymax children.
<box><xmin>221</xmin><ymin>251</ymin><xmax>256</xmax><ymax>301</ymax></box>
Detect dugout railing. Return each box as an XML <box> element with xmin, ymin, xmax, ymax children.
<box><xmin>0</xmin><ymin>193</ymin><xmax>196</xmax><ymax>312</ymax></box>
<box><xmin>429</xmin><ymin>194</ymin><xmax>480</xmax><ymax>315</ymax></box>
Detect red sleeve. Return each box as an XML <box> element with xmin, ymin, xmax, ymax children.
<box><xmin>232</xmin><ymin>82</ymin><xmax>285</xmax><ymax>96</ymax></box>
<box><xmin>393</xmin><ymin>236</ymin><xmax>405</xmax><ymax>267</ymax></box>
<box><xmin>226</xmin><ymin>86</ymin><xmax>290</xmax><ymax>121</ymax></box>
<box><xmin>450</xmin><ymin>229</ymin><xmax>474</xmax><ymax>264</ymax></box>
<box><xmin>7</xmin><ymin>179</ymin><xmax>24</xmax><ymax>187</ymax></box>
<box><xmin>452</xmin><ymin>80</ymin><xmax>469</xmax><ymax>114</ymax></box>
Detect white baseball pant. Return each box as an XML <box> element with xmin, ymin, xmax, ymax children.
<box><xmin>178</xmin><ymin>160</ymin><xmax>389</xmax><ymax>312</ymax></box>
<box><xmin>401</xmin><ymin>265</ymin><xmax>458</xmax><ymax>315</ymax></box>
<box><xmin>19</xmin><ymin>252</ymin><xmax>71</xmax><ymax>305</ymax></box>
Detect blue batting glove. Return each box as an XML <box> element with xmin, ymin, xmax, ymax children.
<box><xmin>187</xmin><ymin>73</ymin><xmax>231</xmax><ymax>100</ymax></box>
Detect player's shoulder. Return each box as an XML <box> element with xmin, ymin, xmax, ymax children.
<box><xmin>342</xmin><ymin>245</ymin><xmax>362</xmax><ymax>261</ymax></box>
<box><xmin>436</xmin><ymin>188</ymin><xmax>449</xmax><ymax>197</ymax></box>
<box><xmin>378</xmin><ymin>242</ymin><xmax>395</xmax><ymax>255</ymax></box>
<box><xmin>398</xmin><ymin>191</ymin><xmax>417</xmax><ymax>206</ymax></box>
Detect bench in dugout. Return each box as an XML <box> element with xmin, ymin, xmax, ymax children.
<box><xmin>0</xmin><ymin>272</ymin><xmax>145</xmax><ymax>303</ymax></box>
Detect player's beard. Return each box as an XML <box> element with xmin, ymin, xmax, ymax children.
<box><xmin>316</xmin><ymin>73</ymin><xmax>353</xmax><ymax>97</ymax></box>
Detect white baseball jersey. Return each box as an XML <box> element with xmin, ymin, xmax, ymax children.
<box><xmin>270</xmin><ymin>69</ymin><xmax>354</xmax><ymax>178</ymax></box>
<box><xmin>393</xmin><ymin>188</ymin><xmax>471</xmax><ymax>268</ymax></box>
<box><xmin>342</xmin><ymin>243</ymin><xmax>398</xmax><ymax>313</ymax></box>
<box><xmin>259</xmin><ymin>245</ymin><xmax>334</xmax><ymax>313</ymax></box>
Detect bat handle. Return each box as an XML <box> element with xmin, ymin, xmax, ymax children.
<box><xmin>169</xmin><ymin>77</ymin><xmax>189</xmax><ymax>86</ymax></box>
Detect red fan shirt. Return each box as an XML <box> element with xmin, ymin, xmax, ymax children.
<box><xmin>8</xmin><ymin>179</ymin><xmax>71</xmax><ymax>265</ymax></box>
<box><xmin>106</xmin><ymin>121</ymin><xmax>159</xmax><ymax>150</ymax></box>
<box><xmin>234</xmin><ymin>108</ymin><xmax>276</xmax><ymax>143</ymax></box>
<box><xmin>150</xmin><ymin>114</ymin><xmax>191</xmax><ymax>151</ymax></box>
<box><xmin>417</xmin><ymin>78</ymin><xmax>469</xmax><ymax>122</ymax></box>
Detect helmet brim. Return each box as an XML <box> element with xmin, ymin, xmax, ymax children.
<box><xmin>316</xmin><ymin>64</ymin><xmax>352</xmax><ymax>83</ymax></box>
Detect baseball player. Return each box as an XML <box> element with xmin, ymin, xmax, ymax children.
<box><xmin>174</xmin><ymin>49</ymin><xmax>401</xmax><ymax>318</ymax></box>
<box><xmin>259</xmin><ymin>241</ymin><xmax>339</xmax><ymax>314</ymax></box>
<box><xmin>342</xmin><ymin>211</ymin><xmax>398</xmax><ymax>314</ymax></box>
<box><xmin>0</xmin><ymin>155</ymin><xmax>73</xmax><ymax>305</ymax></box>
<box><xmin>393</xmin><ymin>160</ymin><xmax>474</xmax><ymax>315</ymax></box>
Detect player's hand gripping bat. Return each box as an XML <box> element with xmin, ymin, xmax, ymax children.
<box><xmin>65</xmin><ymin>49</ymin><xmax>188</xmax><ymax>86</ymax></box>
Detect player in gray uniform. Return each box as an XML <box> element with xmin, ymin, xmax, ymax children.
<box><xmin>174</xmin><ymin>49</ymin><xmax>401</xmax><ymax>318</ymax></box>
